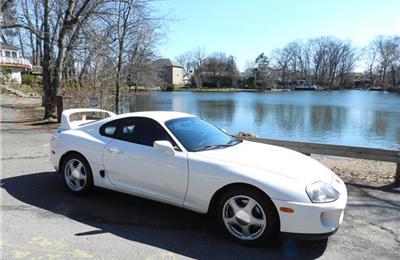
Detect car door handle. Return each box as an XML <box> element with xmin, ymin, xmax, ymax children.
<box><xmin>107</xmin><ymin>147</ymin><xmax>123</xmax><ymax>154</ymax></box>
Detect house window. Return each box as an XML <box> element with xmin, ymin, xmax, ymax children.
<box><xmin>12</xmin><ymin>52</ymin><xmax>17</xmax><ymax>58</ymax></box>
<box><xmin>5</xmin><ymin>51</ymin><xmax>11</xmax><ymax>57</ymax></box>
<box><xmin>0</xmin><ymin>50</ymin><xmax>2</xmax><ymax>56</ymax></box>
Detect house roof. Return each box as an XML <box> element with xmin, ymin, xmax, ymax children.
<box><xmin>154</xmin><ymin>58</ymin><xmax>183</xmax><ymax>68</ymax></box>
<box><xmin>0</xmin><ymin>42</ymin><xmax>19</xmax><ymax>51</ymax></box>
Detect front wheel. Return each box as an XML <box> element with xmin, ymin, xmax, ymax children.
<box><xmin>61</xmin><ymin>153</ymin><xmax>93</xmax><ymax>195</ymax></box>
<box><xmin>217</xmin><ymin>188</ymin><xmax>280</xmax><ymax>245</ymax></box>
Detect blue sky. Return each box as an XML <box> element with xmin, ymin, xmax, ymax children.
<box><xmin>154</xmin><ymin>0</ymin><xmax>400</xmax><ymax>71</ymax></box>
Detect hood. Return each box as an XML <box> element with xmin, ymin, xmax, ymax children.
<box><xmin>196</xmin><ymin>140</ymin><xmax>334</xmax><ymax>185</ymax></box>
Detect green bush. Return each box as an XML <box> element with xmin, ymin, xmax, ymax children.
<box><xmin>161</xmin><ymin>84</ymin><xmax>175</xmax><ymax>91</ymax></box>
<box><xmin>22</xmin><ymin>74</ymin><xmax>36</xmax><ymax>86</ymax></box>
<box><xmin>0</xmin><ymin>68</ymin><xmax>12</xmax><ymax>84</ymax></box>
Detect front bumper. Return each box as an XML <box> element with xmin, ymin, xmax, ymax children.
<box><xmin>281</xmin><ymin>228</ymin><xmax>338</xmax><ymax>240</ymax></box>
<box><xmin>272</xmin><ymin>178</ymin><xmax>347</xmax><ymax>236</ymax></box>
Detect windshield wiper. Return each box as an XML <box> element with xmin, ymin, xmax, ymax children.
<box><xmin>193</xmin><ymin>144</ymin><xmax>228</xmax><ymax>151</ymax></box>
<box><xmin>193</xmin><ymin>139</ymin><xmax>243</xmax><ymax>152</ymax></box>
<box><xmin>227</xmin><ymin>139</ymin><xmax>243</xmax><ymax>145</ymax></box>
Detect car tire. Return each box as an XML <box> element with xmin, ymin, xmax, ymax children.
<box><xmin>217</xmin><ymin>187</ymin><xmax>280</xmax><ymax>245</ymax></box>
<box><xmin>61</xmin><ymin>153</ymin><xmax>94</xmax><ymax>195</ymax></box>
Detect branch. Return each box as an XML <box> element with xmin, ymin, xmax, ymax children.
<box><xmin>1</xmin><ymin>23</ymin><xmax>43</xmax><ymax>40</ymax></box>
<box><xmin>66</xmin><ymin>0</ymin><xmax>92</xmax><ymax>26</ymax></box>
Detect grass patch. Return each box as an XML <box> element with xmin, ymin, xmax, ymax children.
<box><xmin>1</xmin><ymin>84</ymin><xmax>42</xmax><ymax>96</ymax></box>
<box><xmin>14</xmin><ymin>84</ymin><xmax>42</xmax><ymax>95</ymax></box>
<box><xmin>33</xmin><ymin>106</ymin><xmax>44</xmax><ymax>112</ymax></box>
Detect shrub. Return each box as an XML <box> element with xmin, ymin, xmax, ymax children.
<box><xmin>0</xmin><ymin>68</ymin><xmax>12</xmax><ymax>84</ymax></box>
<box><xmin>22</xmin><ymin>74</ymin><xmax>36</xmax><ymax>86</ymax></box>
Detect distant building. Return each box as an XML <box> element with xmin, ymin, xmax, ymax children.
<box><xmin>183</xmin><ymin>72</ymin><xmax>192</xmax><ymax>85</ymax></box>
<box><xmin>0</xmin><ymin>38</ymin><xmax>32</xmax><ymax>84</ymax></box>
<box><xmin>153</xmin><ymin>58</ymin><xmax>184</xmax><ymax>85</ymax></box>
<box><xmin>350</xmin><ymin>72</ymin><xmax>371</xmax><ymax>87</ymax></box>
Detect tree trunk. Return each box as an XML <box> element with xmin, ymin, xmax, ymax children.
<box><xmin>34</xmin><ymin>2</ymin><xmax>41</xmax><ymax>65</ymax></box>
<box><xmin>115</xmin><ymin>77</ymin><xmax>120</xmax><ymax>114</ymax></box>
<box><xmin>53</xmin><ymin>0</ymin><xmax>80</xmax><ymax>121</ymax></box>
<box><xmin>53</xmin><ymin>35</ymin><xmax>67</xmax><ymax>122</ymax></box>
<box><xmin>29</xmin><ymin>31</ymin><xmax>36</xmax><ymax>65</ymax></box>
<box><xmin>390</xmin><ymin>65</ymin><xmax>396</xmax><ymax>89</ymax></box>
<box><xmin>17</xmin><ymin>30</ymin><xmax>25</xmax><ymax>58</ymax></box>
<box><xmin>194</xmin><ymin>73</ymin><xmax>202</xmax><ymax>89</ymax></box>
<box><xmin>42</xmin><ymin>0</ymin><xmax>55</xmax><ymax>119</ymax></box>
<box><xmin>382</xmin><ymin>66</ymin><xmax>387</xmax><ymax>89</ymax></box>
<box><xmin>115</xmin><ymin>44</ymin><xmax>123</xmax><ymax>114</ymax></box>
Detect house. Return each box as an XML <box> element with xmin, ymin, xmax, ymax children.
<box><xmin>350</xmin><ymin>72</ymin><xmax>371</xmax><ymax>87</ymax></box>
<box><xmin>183</xmin><ymin>72</ymin><xmax>192</xmax><ymax>85</ymax></box>
<box><xmin>0</xmin><ymin>38</ymin><xmax>32</xmax><ymax>84</ymax></box>
<box><xmin>153</xmin><ymin>58</ymin><xmax>184</xmax><ymax>85</ymax></box>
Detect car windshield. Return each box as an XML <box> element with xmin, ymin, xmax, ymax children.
<box><xmin>165</xmin><ymin>117</ymin><xmax>241</xmax><ymax>152</ymax></box>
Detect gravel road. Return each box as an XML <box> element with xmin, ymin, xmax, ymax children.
<box><xmin>1</xmin><ymin>95</ymin><xmax>399</xmax><ymax>259</ymax></box>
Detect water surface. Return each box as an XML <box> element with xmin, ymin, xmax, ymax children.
<box><xmin>121</xmin><ymin>90</ymin><xmax>400</xmax><ymax>149</ymax></box>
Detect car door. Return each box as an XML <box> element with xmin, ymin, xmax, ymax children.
<box><xmin>102</xmin><ymin>117</ymin><xmax>188</xmax><ymax>204</ymax></box>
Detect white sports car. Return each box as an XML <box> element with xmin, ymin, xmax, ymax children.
<box><xmin>50</xmin><ymin>108</ymin><xmax>347</xmax><ymax>245</ymax></box>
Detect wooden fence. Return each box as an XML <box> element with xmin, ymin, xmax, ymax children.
<box><xmin>238</xmin><ymin>137</ymin><xmax>400</xmax><ymax>187</ymax></box>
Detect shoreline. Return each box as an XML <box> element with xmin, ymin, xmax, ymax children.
<box><xmin>156</xmin><ymin>87</ymin><xmax>400</xmax><ymax>93</ymax></box>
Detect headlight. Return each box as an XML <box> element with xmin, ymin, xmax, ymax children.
<box><xmin>306</xmin><ymin>181</ymin><xmax>339</xmax><ymax>203</ymax></box>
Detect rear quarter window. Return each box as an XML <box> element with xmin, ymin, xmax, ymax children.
<box><xmin>100</xmin><ymin>120</ymin><xmax>120</xmax><ymax>138</ymax></box>
<box><xmin>104</xmin><ymin>126</ymin><xmax>117</xmax><ymax>136</ymax></box>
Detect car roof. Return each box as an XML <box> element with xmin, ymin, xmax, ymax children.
<box><xmin>113</xmin><ymin>111</ymin><xmax>196</xmax><ymax>124</ymax></box>
<box><xmin>73</xmin><ymin>111</ymin><xmax>196</xmax><ymax>131</ymax></box>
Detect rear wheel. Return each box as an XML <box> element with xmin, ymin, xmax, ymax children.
<box><xmin>217</xmin><ymin>188</ymin><xmax>279</xmax><ymax>245</ymax></box>
<box><xmin>61</xmin><ymin>153</ymin><xmax>93</xmax><ymax>195</ymax></box>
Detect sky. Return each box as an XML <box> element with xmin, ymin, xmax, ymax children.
<box><xmin>154</xmin><ymin>0</ymin><xmax>400</xmax><ymax>72</ymax></box>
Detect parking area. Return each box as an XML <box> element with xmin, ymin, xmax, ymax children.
<box><xmin>1</xmin><ymin>98</ymin><xmax>399</xmax><ymax>259</ymax></box>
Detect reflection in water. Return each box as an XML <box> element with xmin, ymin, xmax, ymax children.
<box><xmin>275</xmin><ymin>104</ymin><xmax>306</xmax><ymax>132</ymax></box>
<box><xmin>253</xmin><ymin>102</ymin><xmax>269</xmax><ymax>125</ymax></box>
<box><xmin>196</xmin><ymin>99</ymin><xmax>236</xmax><ymax>126</ymax></box>
<box><xmin>371</xmin><ymin>111</ymin><xmax>388</xmax><ymax>136</ymax></box>
<box><xmin>121</xmin><ymin>90</ymin><xmax>400</xmax><ymax>149</ymax></box>
<box><xmin>121</xmin><ymin>95</ymin><xmax>137</xmax><ymax>113</ymax></box>
<box><xmin>397</xmin><ymin>128</ymin><xmax>400</xmax><ymax>146</ymax></box>
<box><xmin>310</xmin><ymin>105</ymin><xmax>347</xmax><ymax>133</ymax></box>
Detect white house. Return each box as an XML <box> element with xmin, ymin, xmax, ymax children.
<box><xmin>0</xmin><ymin>39</ymin><xmax>32</xmax><ymax>84</ymax></box>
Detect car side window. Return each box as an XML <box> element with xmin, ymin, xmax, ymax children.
<box><xmin>100</xmin><ymin>119</ymin><xmax>120</xmax><ymax>138</ymax></box>
<box><xmin>122</xmin><ymin>124</ymin><xmax>135</xmax><ymax>135</ymax></box>
<box><xmin>117</xmin><ymin>117</ymin><xmax>178</xmax><ymax>148</ymax></box>
<box><xmin>105</xmin><ymin>126</ymin><xmax>117</xmax><ymax>136</ymax></box>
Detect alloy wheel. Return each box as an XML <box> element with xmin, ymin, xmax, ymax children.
<box><xmin>222</xmin><ymin>195</ymin><xmax>267</xmax><ymax>241</ymax></box>
<box><xmin>64</xmin><ymin>159</ymin><xmax>87</xmax><ymax>192</ymax></box>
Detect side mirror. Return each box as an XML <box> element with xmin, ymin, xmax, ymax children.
<box><xmin>153</xmin><ymin>140</ymin><xmax>175</xmax><ymax>156</ymax></box>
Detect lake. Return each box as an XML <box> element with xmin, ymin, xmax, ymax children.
<box><xmin>121</xmin><ymin>90</ymin><xmax>400</xmax><ymax>150</ymax></box>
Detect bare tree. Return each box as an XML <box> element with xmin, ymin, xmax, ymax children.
<box><xmin>226</xmin><ymin>55</ymin><xmax>239</xmax><ymax>87</ymax></box>
<box><xmin>270</xmin><ymin>37</ymin><xmax>357</xmax><ymax>88</ymax></box>
<box><xmin>106</xmin><ymin>0</ymin><xmax>164</xmax><ymax>112</ymax></box>
<box><xmin>192</xmin><ymin>47</ymin><xmax>206</xmax><ymax>88</ymax></box>
<box><xmin>363</xmin><ymin>35</ymin><xmax>400</xmax><ymax>89</ymax></box>
<box><xmin>175</xmin><ymin>51</ymin><xmax>194</xmax><ymax>73</ymax></box>
<box><xmin>2</xmin><ymin>0</ymin><xmax>106</xmax><ymax>119</ymax></box>
<box><xmin>271</xmin><ymin>47</ymin><xmax>292</xmax><ymax>86</ymax></box>
<box><xmin>2</xmin><ymin>0</ymin><xmax>166</xmax><ymax>118</ymax></box>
